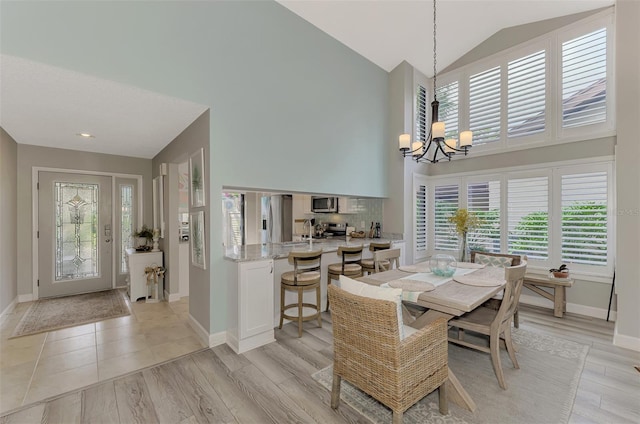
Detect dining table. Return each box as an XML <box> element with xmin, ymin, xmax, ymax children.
<box><xmin>358</xmin><ymin>263</ymin><xmax>507</xmax><ymax>413</ymax></box>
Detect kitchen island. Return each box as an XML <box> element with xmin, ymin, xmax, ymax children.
<box><xmin>224</xmin><ymin>237</ymin><xmax>404</xmax><ymax>353</ymax></box>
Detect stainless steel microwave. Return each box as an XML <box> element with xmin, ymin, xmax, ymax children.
<box><xmin>311</xmin><ymin>196</ymin><xmax>338</xmax><ymax>213</ymax></box>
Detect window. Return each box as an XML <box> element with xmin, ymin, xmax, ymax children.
<box><xmin>469</xmin><ymin>66</ymin><xmax>501</xmax><ymax>145</ymax></box>
<box><xmin>561</xmin><ymin>171</ymin><xmax>608</xmax><ymax>265</ymax></box>
<box><xmin>467</xmin><ymin>179</ymin><xmax>501</xmax><ymax>253</ymax></box>
<box><xmin>508</xmin><ymin>50</ymin><xmax>546</xmax><ymax>137</ymax></box>
<box><xmin>415</xmin><ymin>181</ymin><xmax>427</xmax><ymax>256</ymax></box>
<box><xmin>416</xmin><ymin>84</ymin><xmax>428</xmax><ymax>142</ymax></box>
<box><xmin>222</xmin><ymin>193</ymin><xmax>244</xmax><ymax>246</ymax></box>
<box><xmin>120</xmin><ymin>184</ymin><xmax>134</xmax><ymax>274</ymax></box>
<box><xmin>414</xmin><ymin>12</ymin><xmax>613</xmax><ymax>154</ymax></box>
<box><xmin>562</xmin><ymin>28</ymin><xmax>607</xmax><ymax>128</ymax></box>
<box><xmin>434</xmin><ymin>183</ymin><xmax>459</xmax><ymax>251</ymax></box>
<box><xmin>435</xmin><ymin>81</ymin><xmax>459</xmax><ymax>140</ymax></box>
<box><xmin>415</xmin><ymin>161</ymin><xmax>612</xmax><ymax>278</ymax></box>
<box><xmin>507</xmin><ymin>176</ymin><xmax>549</xmax><ymax>260</ymax></box>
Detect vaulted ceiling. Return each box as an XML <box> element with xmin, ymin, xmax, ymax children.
<box><xmin>0</xmin><ymin>0</ymin><xmax>614</xmax><ymax>158</ymax></box>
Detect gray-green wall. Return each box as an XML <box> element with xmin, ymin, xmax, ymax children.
<box><xmin>0</xmin><ymin>128</ymin><xmax>18</xmax><ymax>313</ymax></box>
<box><xmin>15</xmin><ymin>145</ymin><xmax>153</xmax><ymax>297</ymax></box>
<box><xmin>1</xmin><ymin>1</ymin><xmax>390</xmax><ymax>334</ymax></box>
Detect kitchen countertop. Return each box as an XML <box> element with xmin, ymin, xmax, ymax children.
<box><xmin>224</xmin><ymin>237</ymin><xmax>404</xmax><ymax>262</ymax></box>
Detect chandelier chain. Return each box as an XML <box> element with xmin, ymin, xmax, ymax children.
<box><xmin>433</xmin><ymin>0</ymin><xmax>437</xmax><ymax>99</ymax></box>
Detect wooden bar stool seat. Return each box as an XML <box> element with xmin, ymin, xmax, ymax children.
<box><xmin>327</xmin><ymin>245</ymin><xmax>363</xmax><ymax>310</ymax></box>
<box><xmin>279</xmin><ymin>250</ymin><xmax>323</xmax><ymax>338</ymax></box>
<box><xmin>360</xmin><ymin>242</ymin><xmax>391</xmax><ymax>275</ymax></box>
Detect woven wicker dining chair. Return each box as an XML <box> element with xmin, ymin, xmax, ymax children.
<box><xmin>447</xmin><ymin>260</ymin><xmax>527</xmax><ymax>390</ymax></box>
<box><xmin>328</xmin><ymin>284</ymin><xmax>449</xmax><ymax>424</ymax></box>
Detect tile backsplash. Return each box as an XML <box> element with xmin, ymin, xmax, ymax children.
<box><xmin>310</xmin><ymin>198</ymin><xmax>383</xmax><ymax>233</ymax></box>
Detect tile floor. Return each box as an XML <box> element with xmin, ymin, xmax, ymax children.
<box><xmin>0</xmin><ymin>296</ymin><xmax>205</xmax><ymax>414</ymax></box>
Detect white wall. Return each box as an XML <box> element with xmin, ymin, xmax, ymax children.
<box><xmin>613</xmin><ymin>0</ymin><xmax>640</xmax><ymax>350</ymax></box>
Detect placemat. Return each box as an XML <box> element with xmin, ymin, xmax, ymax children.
<box><xmin>388</xmin><ymin>279</ymin><xmax>435</xmax><ymax>292</ymax></box>
<box><xmin>398</xmin><ymin>264</ymin><xmax>431</xmax><ymax>273</ymax></box>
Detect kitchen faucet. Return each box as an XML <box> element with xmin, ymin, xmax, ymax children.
<box><xmin>303</xmin><ymin>219</ymin><xmax>313</xmax><ymax>248</ymax></box>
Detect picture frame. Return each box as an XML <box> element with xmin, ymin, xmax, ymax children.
<box><xmin>189</xmin><ymin>148</ymin><xmax>206</xmax><ymax>207</ymax></box>
<box><xmin>190</xmin><ymin>210</ymin><xmax>206</xmax><ymax>269</ymax></box>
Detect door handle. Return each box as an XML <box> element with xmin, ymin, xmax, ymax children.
<box><xmin>105</xmin><ymin>239</ymin><xmax>111</xmax><ymax>243</ymax></box>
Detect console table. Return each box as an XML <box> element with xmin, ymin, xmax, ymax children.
<box><xmin>523</xmin><ymin>274</ymin><xmax>573</xmax><ymax>318</ymax></box>
<box><xmin>125</xmin><ymin>248</ymin><xmax>164</xmax><ymax>302</ymax></box>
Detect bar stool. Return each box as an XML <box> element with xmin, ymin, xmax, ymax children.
<box><xmin>279</xmin><ymin>250</ymin><xmax>323</xmax><ymax>338</ymax></box>
<box><xmin>361</xmin><ymin>241</ymin><xmax>392</xmax><ymax>275</ymax></box>
<box><xmin>327</xmin><ymin>245</ymin><xmax>363</xmax><ymax>310</ymax></box>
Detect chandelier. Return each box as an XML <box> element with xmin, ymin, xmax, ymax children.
<box><xmin>399</xmin><ymin>0</ymin><xmax>472</xmax><ymax>163</ymax></box>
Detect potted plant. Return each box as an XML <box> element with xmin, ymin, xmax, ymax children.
<box><xmin>448</xmin><ymin>208</ymin><xmax>482</xmax><ymax>262</ymax></box>
<box><xmin>549</xmin><ymin>264</ymin><xmax>570</xmax><ymax>279</ymax></box>
<box><xmin>133</xmin><ymin>225</ymin><xmax>154</xmax><ymax>251</ymax></box>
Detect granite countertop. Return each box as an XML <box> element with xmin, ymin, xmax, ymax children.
<box><xmin>224</xmin><ymin>237</ymin><xmax>404</xmax><ymax>262</ymax></box>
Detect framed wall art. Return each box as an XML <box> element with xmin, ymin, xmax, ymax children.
<box><xmin>190</xmin><ymin>211</ymin><xmax>206</xmax><ymax>269</ymax></box>
<box><xmin>190</xmin><ymin>148</ymin><xmax>206</xmax><ymax>207</ymax></box>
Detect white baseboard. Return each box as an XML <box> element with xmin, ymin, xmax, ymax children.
<box><xmin>164</xmin><ymin>290</ymin><xmax>181</xmax><ymax>303</ymax></box>
<box><xmin>519</xmin><ymin>294</ymin><xmax>617</xmax><ymax>321</ymax></box>
<box><xmin>188</xmin><ymin>314</ymin><xmax>226</xmax><ymax>348</ymax></box>
<box><xmin>226</xmin><ymin>331</ymin><xmax>275</xmax><ymax>354</ymax></box>
<box><xmin>0</xmin><ymin>297</ymin><xmax>18</xmax><ymax>323</ymax></box>
<box><xmin>613</xmin><ymin>327</ymin><xmax>640</xmax><ymax>352</ymax></box>
<box><xmin>18</xmin><ymin>294</ymin><xmax>33</xmax><ymax>303</ymax></box>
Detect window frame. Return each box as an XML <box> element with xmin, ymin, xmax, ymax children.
<box><xmin>414</xmin><ymin>157</ymin><xmax>614</xmax><ymax>282</ymax></box>
<box><xmin>413</xmin><ymin>9</ymin><xmax>614</xmax><ymax>160</ymax></box>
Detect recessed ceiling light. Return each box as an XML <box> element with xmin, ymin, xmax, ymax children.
<box><xmin>77</xmin><ymin>132</ymin><xmax>95</xmax><ymax>138</ymax></box>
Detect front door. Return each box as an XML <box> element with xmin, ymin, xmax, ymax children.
<box><xmin>38</xmin><ymin>172</ymin><xmax>113</xmax><ymax>298</ymax></box>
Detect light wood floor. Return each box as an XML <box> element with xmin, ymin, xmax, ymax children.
<box><xmin>1</xmin><ymin>305</ymin><xmax>638</xmax><ymax>424</ymax></box>
<box><xmin>0</xmin><ymin>296</ymin><xmax>205</xmax><ymax>414</ymax></box>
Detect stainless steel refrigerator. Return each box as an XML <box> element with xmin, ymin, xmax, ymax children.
<box><xmin>261</xmin><ymin>195</ymin><xmax>292</xmax><ymax>243</ymax></box>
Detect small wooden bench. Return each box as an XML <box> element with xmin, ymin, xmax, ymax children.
<box><xmin>521</xmin><ymin>274</ymin><xmax>574</xmax><ymax>320</ymax></box>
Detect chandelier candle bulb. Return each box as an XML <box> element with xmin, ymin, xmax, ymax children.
<box><xmin>444</xmin><ymin>139</ymin><xmax>456</xmax><ymax>153</ymax></box>
<box><xmin>432</xmin><ymin>121</ymin><xmax>445</xmax><ymax>139</ymax></box>
<box><xmin>399</xmin><ymin>133</ymin><xmax>411</xmax><ymax>150</ymax></box>
<box><xmin>412</xmin><ymin>141</ymin><xmax>423</xmax><ymax>157</ymax></box>
<box><xmin>460</xmin><ymin>130</ymin><xmax>473</xmax><ymax>147</ymax></box>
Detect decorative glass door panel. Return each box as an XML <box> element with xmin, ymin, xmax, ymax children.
<box><xmin>38</xmin><ymin>172</ymin><xmax>112</xmax><ymax>298</ymax></box>
<box><xmin>54</xmin><ymin>182</ymin><xmax>100</xmax><ymax>281</ymax></box>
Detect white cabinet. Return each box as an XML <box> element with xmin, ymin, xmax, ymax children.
<box><xmin>338</xmin><ymin>197</ymin><xmax>358</xmax><ymax>214</ymax></box>
<box><xmin>293</xmin><ymin>194</ymin><xmax>312</xmax><ymax>216</ymax></box>
<box><xmin>125</xmin><ymin>249</ymin><xmax>163</xmax><ymax>302</ymax></box>
<box><xmin>227</xmin><ymin>259</ymin><xmax>275</xmax><ymax>353</ymax></box>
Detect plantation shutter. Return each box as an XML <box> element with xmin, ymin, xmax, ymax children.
<box><xmin>508</xmin><ymin>50</ymin><xmax>546</xmax><ymax>137</ymax></box>
<box><xmin>561</xmin><ymin>172</ymin><xmax>608</xmax><ymax>265</ymax></box>
<box><xmin>435</xmin><ymin>81</ymin><xmax>459</xmax><ymax>140</ymax></box>
<box><xmin>562</xmin><ymin>28</ymin><xmax>607</xmax><ymax>128</ymax></box>
<box><xmin>415</xmin><ymin>183</ymin><xmax>427</xmax><ymax>254</ymax></box>
<box><xmin>467</xmin><ymin>180</ymin><xmax>501</xmax><ymax>253</ymax></box>
<box><xmin>434</xmin><ymin>184</ymin><xmax>459</xmax><ymax>251</ymax></box>
<box><xmin>469</xmin><ymin>66</ymin><xmax>501</xmax><ymax>145</ymax></box>
<box><xmin>416</xmin><ymin>84</ymin><xmax>428</xmax><ymax>142</ymax></box>
<box><xmin>507</xmin><ymin>176</ymin><xmax>548</xmax><ymax>259</ymax></box>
